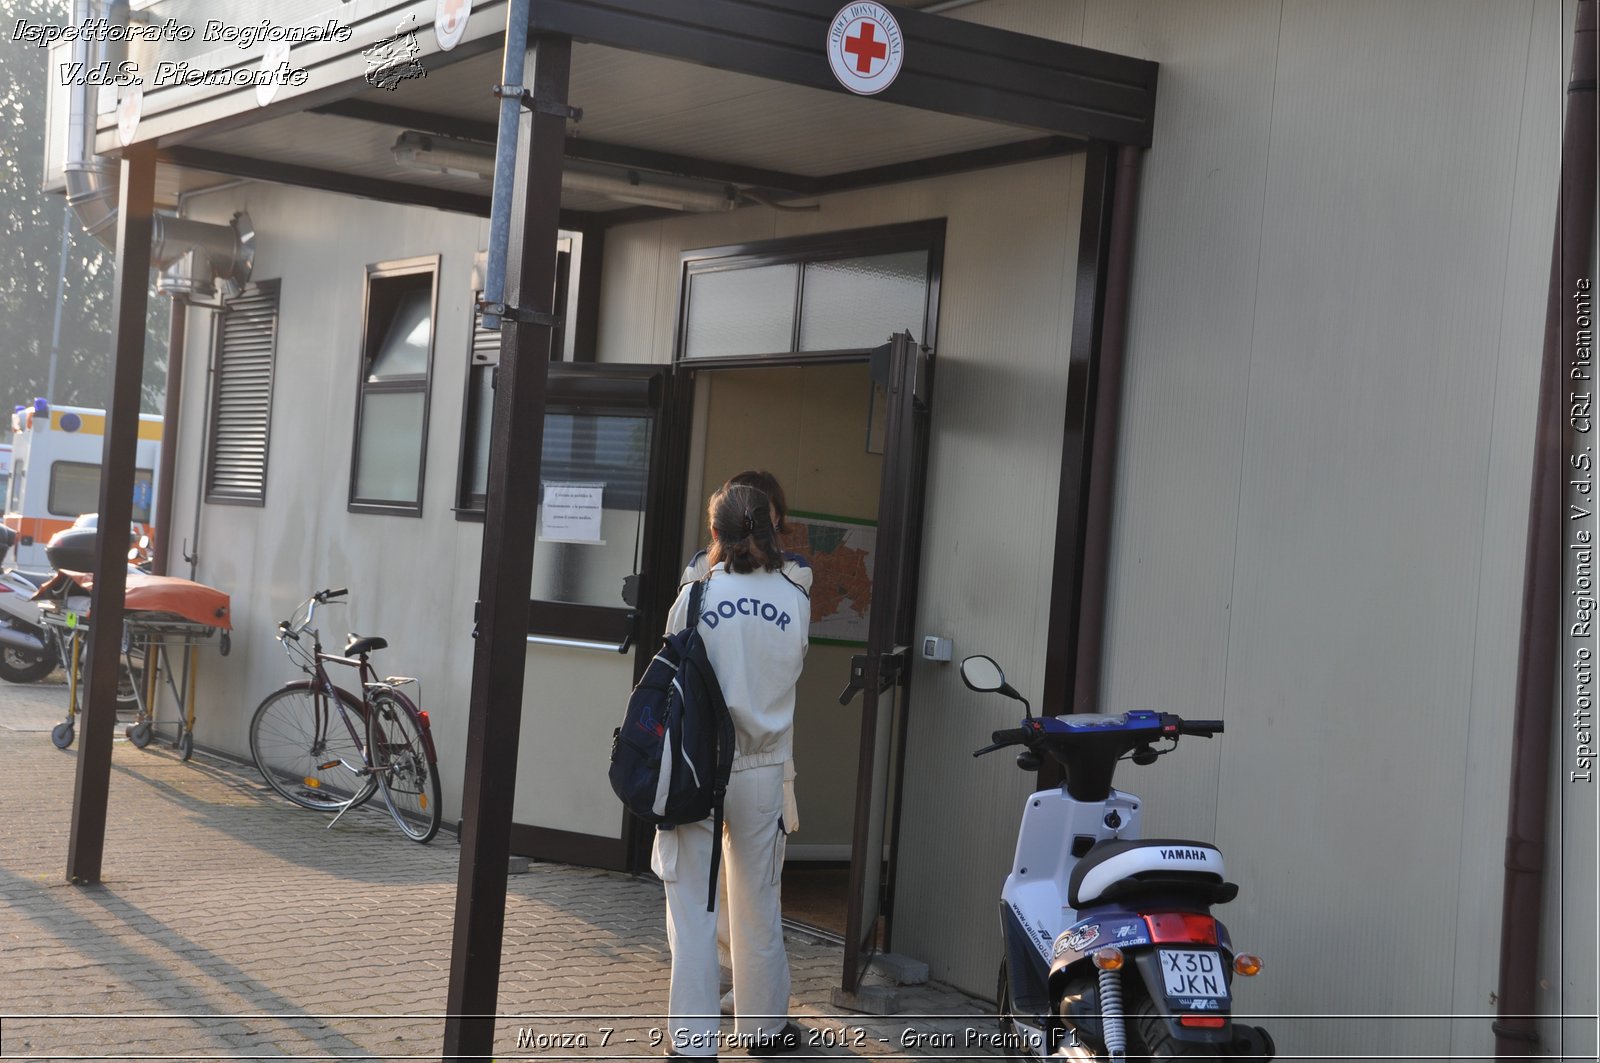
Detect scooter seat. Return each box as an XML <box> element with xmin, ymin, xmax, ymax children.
<box><xmin>1068</xmin><ymin>838</ymin><xmax>1234</xmax><ymax>908</ymax></box>
<box><xmin>344</xmin><ymin>634</ymin><xmax>388</xmax><ymax>657</ymax></box>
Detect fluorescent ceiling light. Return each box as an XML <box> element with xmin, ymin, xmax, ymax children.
<box><xmin>392</xmin><ymin>131</ymin><xmax>739</xmax><ymax>213</ymax></box>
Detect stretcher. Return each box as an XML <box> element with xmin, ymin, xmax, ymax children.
<box><xmin>34</xmin><ymin>571</ymin><xmax>231</xmax><ymax>760</ymax></box>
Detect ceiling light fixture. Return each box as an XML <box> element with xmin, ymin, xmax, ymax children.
<box><xmin>392</xmin><ymin>131</ymin><xmax>740</xmax><ymax>213</ymax></box>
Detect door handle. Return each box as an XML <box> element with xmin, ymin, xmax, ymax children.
<box><xmin>838</xmin><ymin>654</ymin><xmax>870</xmax><ymax>705</ymax></box>
<box><xmin>839</xmin><ymin>648</ymin><xmax>910</xmax><ymax>705</ymax></box>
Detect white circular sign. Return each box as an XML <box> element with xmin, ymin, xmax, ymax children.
<box><xmin>115</xmin><ymin>87</ymin><xmax>142</xmax><ymax>146</ymax></box>
<box><xmin>827</xmin><ymin>3</ymin><xmax>904</xmax><ymax>96</ymax></box>
<box><xmin>435</xmin><ymin>0</ymin><xmax>473</xmax><ymax>52</ymax></box>
<box><xmin>256</xmin><ymin>40</ymin><xmax>291</xmax><ymax>107</ymax></box>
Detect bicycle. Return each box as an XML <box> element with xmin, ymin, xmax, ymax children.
<box><xmin>248</xmin><ymin>587</ymin><xmax>442</xmax><ymax>843</ymax></box>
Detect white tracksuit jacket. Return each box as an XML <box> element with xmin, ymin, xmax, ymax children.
<box><xmin>656</xmin><ymin>560</ymin><xmax>810</xmax><ymax>1054</ymax></box>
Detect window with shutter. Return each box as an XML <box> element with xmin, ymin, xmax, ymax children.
<box><xmin>206</xmin><ymin>280</ymin><xmax>280</xmax><ymax>505</ymax></box>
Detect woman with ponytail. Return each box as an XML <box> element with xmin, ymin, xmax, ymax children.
<box><xmin>657</xmin><ymin>481</ymin><xmax>810</xmax><ymax>1057</ymax></box>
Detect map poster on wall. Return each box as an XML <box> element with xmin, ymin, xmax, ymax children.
<box><xmin>779</xmin><ymin>512</ymin><xmax>877</xmax><ymax>646</ymax></box>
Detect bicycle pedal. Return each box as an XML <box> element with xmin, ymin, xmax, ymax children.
<box><xmin>317</xmin><ymin>760</ymin><xmax>340</xmax><ymax>770</ymax></box>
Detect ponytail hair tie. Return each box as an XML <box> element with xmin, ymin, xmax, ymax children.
<box><xmin>742</xmin><ymin>512</ymin><xmax>755</xmax><ymax>534</ymax></box>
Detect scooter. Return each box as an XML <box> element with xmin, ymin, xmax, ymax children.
<box><xmin>962</xmin><ymin>654</ymin><xmax>1276</xmax><ymax>1061</ymax></box>
<box><xmin>0</xmin><ymin>567</ymin><xmax>61</xmax><ymax>683</ymax></box>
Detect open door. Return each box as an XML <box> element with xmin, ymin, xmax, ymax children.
<box><xmin>839</xmin><ymin>331</ymin><xmax>934</xmax><ymax>991</ymax></box>
<box><xmin>506</xmin><ymin>361</ymin><xmax>687</xmax><ymax>869</ymax></box>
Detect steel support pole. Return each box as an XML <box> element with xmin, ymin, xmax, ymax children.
<box><xmin>66</xmin><ymin>145</ymin><xmax>155</xmax><ymax>885</ymax></box>
<box><xmin>442</xmin><ymin>33</ymin><xmax>571</xmax><ymax>1063</ymax></box>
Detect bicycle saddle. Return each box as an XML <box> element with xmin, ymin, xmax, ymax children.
<box><xmin>344</xmin><ymin>634</ymin><xmax>388</xmax><ymax>657</ymax></box>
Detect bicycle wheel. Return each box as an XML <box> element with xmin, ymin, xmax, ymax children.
<box><xmin>249</xmin><ymin>681</ymin><xmax>378</xmax><ymax>812</ymax></box>
<box><xmin>366</xmin><ymin>689</ymin><xmax>442</xmax><ymax>843</ymax></box>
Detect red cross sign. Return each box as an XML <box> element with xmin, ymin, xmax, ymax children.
<box><xmin>828</xmin><ymin>4</ymin><xmax>904</xmax><ymax>95</ymax></box>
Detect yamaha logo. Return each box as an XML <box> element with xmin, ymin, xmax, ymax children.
<box><xmin>826</xmin><ymin>3</ymin><xmax>904</xmax><ymax>96</ymax></box>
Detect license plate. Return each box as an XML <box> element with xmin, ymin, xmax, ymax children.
<box><xmin>1159</xmin><ymin>949</ymin><xmax>1229</xmax><ymax>999</ymax></box>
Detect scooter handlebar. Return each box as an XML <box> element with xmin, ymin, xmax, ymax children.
<box><xmin>973</xmin><ymin>727</ymin><xmax>1034</xmax><ymax>757</ymax></box>
<box><xmin>1180</xmin><ymin>719</ymin><xmax>1224</xmax><ymax>737</ymax></box>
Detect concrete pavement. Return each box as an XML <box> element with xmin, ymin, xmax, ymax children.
<box><xmin>0</xmin><ymin>678</ymin><xmax>1001</xmax><ymax>1061</ymax></box>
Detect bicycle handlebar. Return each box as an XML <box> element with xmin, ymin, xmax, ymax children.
<box><xmin>316</xmin><ymin>587</ymin><xmax>348</xmax><ymax>603</ymax></box>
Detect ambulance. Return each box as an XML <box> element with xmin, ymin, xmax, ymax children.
<box><xmin>4</xmin><ymin>400</ymin><xmax>162</xmax><ymax>573</ymax></box>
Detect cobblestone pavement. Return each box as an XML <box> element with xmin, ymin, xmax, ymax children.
<box><xmin>0</xmin><ymin>680</ymin><xmax>999</xmax><ymax>1062</ymax></box>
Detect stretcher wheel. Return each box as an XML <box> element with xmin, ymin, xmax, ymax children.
<box><xmin>51</xmin><ymin>721</ymin><xmax>75</xmax><ymax>749</ymax></box>
<box><xmin>177</xmin><ymin>731</ymin><xmax>194</xmax><ymax>761</ymax></box>
<box><xmin>219</xmin><ymin>632</ymin><xmax>231</xmax><ymax>657</ymax></box>
<box><xmin>127</xmin><ymin>721</ymin><xmax>153</xmax><ymax>748</ymax></box>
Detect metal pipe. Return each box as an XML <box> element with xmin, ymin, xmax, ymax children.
<box><xmin>62</xmin><ymin>1</ymin><xmax>251</xmax><ymax>283</ymax></box>
<box><xmin>1072</xmin><ymin>144</ymin><xmax>1142</xmax><ymax>715</ymax></box>
<box><xmin>479</xmin><ymin>0</ymin><xmax>532</xmax><ymax>330</ymax></box>
<box><xmin>62</xmin><ymin>0</ymin><xmax>118</xmax><ymax>250</ymax></box>
<box><xmin>151</xmin><ymin>294</ymin><xmax>186</xmax><ymax>576</ymax></box>
<box><xmin>1494</xmin><ymin>0</ymin><xmax>1596</xmax><ymax>1055</ymax></box>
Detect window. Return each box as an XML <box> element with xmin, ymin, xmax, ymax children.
<box><xmin>678</xmin><ymin>221</ymin><xmax>943</xmax><ymax>362</ymax></box>
<box><xmin>49</xmin><ymin>461</ymin><xmax>155</xmax><ymax>521</ymax></box>
<box><xmin>350</xmin><ymin>256</ymin><xmax>438</xmax><ymax>516</ymax></box>
<box><xmin>206</xmin><ymin>280</ymin><xmax>280</xmax><ymax>505</ymax></box>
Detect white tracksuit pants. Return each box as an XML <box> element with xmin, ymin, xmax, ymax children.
<box><xmin>654</xmin><ymin>763</ymin><xmax>789</xmax><ymax>1056</ymax></box>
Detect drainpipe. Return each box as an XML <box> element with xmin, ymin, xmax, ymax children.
<box><xmin>64</xmin><ymin>0</ymin><xmax>254</xmax><ymax>271</ymax></box>
<box><xmin>150</xmin><ymin>295</ymin><xmax>185</xmax><ymax>576</ymax></box>
<box><xmin>478</xmin><ymin>0</ymin><xmax>533</xmax><ymax>330</ymax></box>
<box><xmin>1493</xmin><ymin>0</ymin><xmax>1596</xmax><ymax>1057</ymax></box>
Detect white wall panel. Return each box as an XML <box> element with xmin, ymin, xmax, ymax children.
<box><xmin>169</xmin><ymin>183</ymin><xmax>489</xmax><ymax>832</ymax></box>
<box><xmin>1081</xmin><ymin>0</ymin><xmax>1561</xmax><ymax>1059</ymax></box>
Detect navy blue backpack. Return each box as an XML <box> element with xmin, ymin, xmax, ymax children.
<box><xmin>609</xmin><ymin>579</ymin><xmax>735</xmax><ymax>909</ymax></box>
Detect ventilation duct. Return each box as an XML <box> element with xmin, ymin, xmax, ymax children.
<box><xmin>63</xmin><ymin>0</ymin><xmax>255</xmax><ymax>295</ymax></box>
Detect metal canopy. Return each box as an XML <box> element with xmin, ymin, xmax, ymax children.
<box><xmin>128</xmin><ymin>0</ymin><xmax>1153</xmax><ymax>223</ymax></box>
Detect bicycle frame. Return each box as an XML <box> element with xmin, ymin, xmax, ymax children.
<box><xmin>265</xmin><ymin>589</ymin><xmax>440</xmax><ymax>839</ymax></box>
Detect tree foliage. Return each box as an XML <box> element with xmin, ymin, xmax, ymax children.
<box><xmin>0</xmin><ymin>0</ymin><xmax>169</xmax><ymax>418</ymax></box>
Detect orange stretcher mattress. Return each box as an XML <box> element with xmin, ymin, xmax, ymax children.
<box><xmin>34</xmin><ymin>570</ymin><xmax>232</xmax><ymax>630</ymax></box>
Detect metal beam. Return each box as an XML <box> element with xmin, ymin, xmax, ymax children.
<box><xmin>530</xmin><ymin>0</ymin><xmax>1159</xmax><ymax>146</ymax></box>
<box><xmin>311</xmin><ymin>98</ymin><xmax>818</xmax><ymax>194</ymax></box>
<box><xmin>810</xmin><ymin>136</ymin><xmax>1085</xmax><ymax>196</ymax></box>
<box><xmin>154</xmin><ymin>146</ymin><xmax>602</xmax><ymax>232</ymax></box>
<box><xmin>67</xmin><ymin>146</ymin><xmax>156</xmax><ymax>884</ymax></box>
<box><xmin>442</xmin><ymin>31</ymin><xmax>572</xmax><ymax>1063</ymax></box>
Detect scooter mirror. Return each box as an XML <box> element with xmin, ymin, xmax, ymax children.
<box><xmin>960</xmin><ymin>655</ymin><xmax>1008</xmax><ymax>693</ymax></box>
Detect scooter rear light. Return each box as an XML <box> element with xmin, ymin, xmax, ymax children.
<box><xmin>1234</xmin><ymin>953</ymin><xmax>1263</xmax><ymax>976</ymax></box>
<box><xmin>1178</xmin><ymin>1016</ymin><xmax>1227</xmax><ymax>1029</ymax></box>
<box><xmin>1143</xmin><ymin>912</ymin><xmax>1218</xmax><ymax>944</ymax></box>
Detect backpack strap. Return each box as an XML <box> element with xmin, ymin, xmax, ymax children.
<box><xmin>707</xmin><ymin>790</ymin><xmax>724</xmax><ymax>912</ymax></box>
<box><xmin>687</xmin><ymin>573</ymin><xmax>721</xmax><ymax>912</ymax></box>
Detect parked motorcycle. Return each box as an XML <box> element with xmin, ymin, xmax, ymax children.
<box><xmin>0</xmin><ymin>518</ymin><xmax>147</xmax><ymax>696</ymax></box>
<box><xmin>962</xmin><ymin>654</ymin><xmax>1276</xmax><ymax>1061</ymax></box>
<box><xmin>0</xmin><ymin>567</ymin><xmax>59</xmax><ymax>682</ymax></box>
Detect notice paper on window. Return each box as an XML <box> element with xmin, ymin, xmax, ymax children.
<box><xmin>539</xmin><ymin>481</ymin><xmax>605</xmax><ymax>544</ymax></box>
